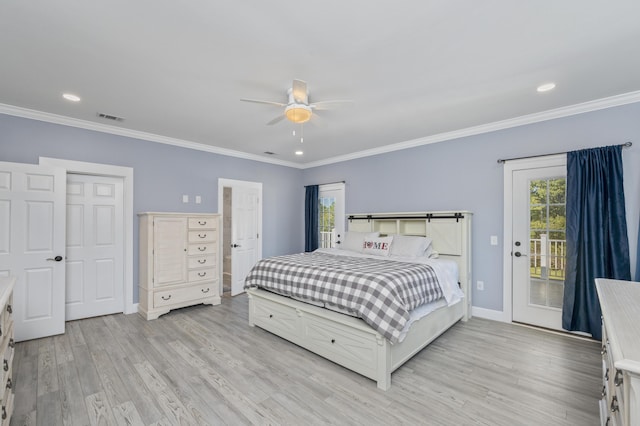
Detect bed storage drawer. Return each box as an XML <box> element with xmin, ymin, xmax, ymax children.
<box><xmin>304</xmin><ymin>313</ymin><xmax>378</xmax><ymax>378</ymax></box>
<box><xmin>251</xmin><ymin>297</ymin><xmax>302</xmax><ymax>343</ymax></box>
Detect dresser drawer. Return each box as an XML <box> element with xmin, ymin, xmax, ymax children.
<box><xmin>187</xmin><ymin>268</ymin><xmax>216</xmax><ymax>282</ymax></box>
<box><xmin>1</xmin><ymin>389</ymin><xmax>13</xmax><ymax>426</ymax></box>
<box><xmin>188</xmin><ymin>217</ymin><xmax>217</xmax><ymax>230</ymax></box>
<box><xmin>153</xmin><ymin>283</ymin><xmax>217</xmax><ymax>308</ymax></box>
<box><xmin>187</xmin><ymin>255</ymin><xmax>216</xmax><ymax>269</ymax></box>
<box><xmin>187</xmin><ymin>243</ymin><xmax>216</xmax><ymax>256</ymax></box>
<box><xmin>0</xmin><ymin>323</ymin><xmax>14</xmax><ymax>398</ymax></box>
<box><xmin>188</xmin><ymin>230</ymin><xmax>217</xmax><ymax>243</ymax></box>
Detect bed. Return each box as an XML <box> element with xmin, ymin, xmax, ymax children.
<box><xmin>245</xmin><ymin>211</ymin><xmax>472</xmax><ymax>390</ymax></box>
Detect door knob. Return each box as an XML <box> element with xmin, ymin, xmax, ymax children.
<box><xmin>46</xmin><ymin>255</ymin><xmax>64</xmax><ymax>262</ymax></box>
<box><xmin>231</xmin><ymin>243</ymin><xmax>241</xmax><ymax>248</ymax></box>
<box><xmin>514</xmin><ymin>252</ymin><xmax>527</xmax><ymax>257</ymax></box>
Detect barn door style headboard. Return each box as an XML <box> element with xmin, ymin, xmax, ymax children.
<box><xmin>346</xmin><ymin>211</ymin><xmax>473</xmax><ymax>319</ymax></box>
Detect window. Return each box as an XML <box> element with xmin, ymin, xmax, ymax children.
<box><xmin>318</xmin><ymin>183</ymin><xmax>345</xmax><ymax>248</ymax></box>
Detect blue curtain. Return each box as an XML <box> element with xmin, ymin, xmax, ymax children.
<box><xmin>563</xmin><ymin>145</ymin><xmax>630</xmax><ymax>340</ymax></box>
<box><xmin>305</xmin><ymin>185</ymin><xmax>319</xmax><ymax>252</ymax></box>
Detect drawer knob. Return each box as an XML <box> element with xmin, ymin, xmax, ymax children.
<box><xmin>198</xmin><ymin>259</ymin><xmax>207</xmax><ymax>264</ymax></box>
<box><xmin>201</xmin><ymin>288</ymin><xmax>210</xmax><ymax>294</ymax></box>
<box><xmin>5</xmin><ymin>378</ymin><xmax>11</xmax><ymax>390</ymax></box>
<box><xmin>601</xmin><ymin>385</ymin><xmax>606</xmax><ymax>398</ymax></box>
<box><xmin>601</xmin><ymin>345</ymin><xmax>607</xmax><ymax>356</ymax></box>
<box><xmin>161</xmin><ymin>295</ymin><xmax>172</xmax><ymax>301</ymax></box>
<box><xmin>198</xmin><ymin>233</ymin><xmax>207</xmax><ymax>239</ymax></box>
<box><xmin>331</xmin><ymin>339</ymin><xmax>336</xmax><ymax>344</ymax></box>
<box><xmin>611</xmin><ymin>396</ymin><xmax>619</xmax><ymax>412</ymax></box>
<box><xmin>198</xmin><ymin>247</ymin><xmax>207</xmax><ymax>252</ymax></box>
<box><xmin>8</xmin><ymin>339</ymin><xmax>13</xmax><ymax>349</ymax></box>
<box><xmin>198</xmin><ymin>272</ymin><xmax>207</xmax><ymax>277</ymax></box>
<box><xmin>6</xmin><ymin>304</ymin><xmax>11</xmax><ymax>314</ymax></box>
<box><xmin>614</xmin><ymin>370</ymin><xmax>623</xmax><ymax>387</ymax></box>
<box><xmin>3</xmin><ymin>360</ymin><xmax>7</xmax><ymax>372</ymax></box>
<box><xmin>269</xmin><ymin>314</ymin><xmax>273</xmax><ymax>318</ymax></box>
<box><xmin>198</xmin><ymin>221</ymin><xmax>207</xmax><ymax>225</ymax></box>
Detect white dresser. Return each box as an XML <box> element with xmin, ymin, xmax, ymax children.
<box><xmin>0</xmin><ymin>277</ymin><xmax>15</xmax><ymax>426</ymax></box>
<box><xmin>596</xmin><ymin>278</ymin><xmax>640</xmax><ymax>426</ymax></box>
<box><xmin>139</xmin><ymin>212</ymin><xmax>221</xmax><ymax>320</ymax></box>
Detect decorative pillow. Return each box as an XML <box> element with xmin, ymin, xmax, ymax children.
<box><xmin>389</xmin><ymin>235</ymin><xmax>432</xmax><ymax>258</ymax></box>
<box><xmin>362</xmin><ymin>236</ymin><xmax>393</xmax><ymax>256</ymax></box>
<box><xmin>341</xmin><ymin>231</ymin><xmax>380</xmax><ymax>252</ymax></box>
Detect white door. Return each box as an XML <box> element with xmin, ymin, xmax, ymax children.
<box><xmin>65</xmin><ymin>174</ymin><xmax>124</xmax><ymax>320</ymax></box>
<box><xmin>0</xmin><ymin>162</ymin><xmax>66</xmax><ymax>341</ymax></box>
<box><xmin>231</xmin><ymin>186</ymin><xmax>261</xmax><ymax>296</ymax></box>
<box><xmin>511</xmin><ymin>162</ymin><xmax>567</xmax><ymax>330</ymax></box>
<box><xmin>318</xmin><ymin>183</ymin><xmax>345</xmax><ymax>248</ymax></box>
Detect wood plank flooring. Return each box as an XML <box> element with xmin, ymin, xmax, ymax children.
<box><xmin>11</xmin><ymin>294</ymin><xmax>602</xmax><ymax>425</ymax></box>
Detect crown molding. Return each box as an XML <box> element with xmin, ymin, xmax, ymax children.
<box><xmin>301</xmin><ymin>90</ymin><xmax>640</xmax><ymax>168</ymax></box>
<box><xmin>2</xmin><ymin>90</ymin><xmax>640</xmax><ymax>170</ymax></box>
<box><xmin>0</xmin><ymin>103</ymin><xmax>303</xmax><ymax>169</ymax></box>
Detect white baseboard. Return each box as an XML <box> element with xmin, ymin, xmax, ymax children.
<box><xmin>125</xmin><ymin>303</ymin><xmax>139</xmax><ymax>315</ymax></box>
<box><xmin>471</xmin><ymin>306</ymin><xmax>508</xmax><ymax>322</ymax></box>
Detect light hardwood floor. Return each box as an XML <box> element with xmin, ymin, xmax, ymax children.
<box><xmin>11</xmin><ymin>294</ymin><xmax>602</xmax><ymax>425</ymax></box>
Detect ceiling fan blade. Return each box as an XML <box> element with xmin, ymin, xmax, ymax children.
<box><xmin>292</xmin><ymin>79</ymin><xmax>308</xmax><ymax>104</ymax></box>
<box><xmin>240</xmin><ymin>98</ymin><xmax>287</xmax><ymax>107</ymax></box>
<box><xmin>310</xmin><ymin>99</ymin><xmax>354</xmax><ymax>111</ymax></box>
<box><xmin>266</xmin><ymin>115</ymin><xmax>286</xmax><ymax>125</ymax></box>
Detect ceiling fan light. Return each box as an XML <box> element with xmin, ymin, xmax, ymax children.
<box><xmin>285</xmin><ymin>105</ymin><xmax>312</xmax><ymax>123</ymax></box>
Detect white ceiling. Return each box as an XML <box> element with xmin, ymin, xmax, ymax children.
<box><xmin>2</xmin><ymin>1</ymin><xmax>640</xmax><ymax>167</ymax></box>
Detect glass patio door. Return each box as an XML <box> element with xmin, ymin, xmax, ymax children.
<box><xmin>512</xmin><ymin>165</ymin><xmax>567</xmax><ymax>330</ymax></box>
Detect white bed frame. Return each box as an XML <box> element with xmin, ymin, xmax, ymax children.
<box><xmin>247</xmin><ymin>211</ymin><xmax>472</xmax><ymax>390</ymax></box>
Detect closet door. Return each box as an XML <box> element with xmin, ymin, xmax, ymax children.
<box><xmin>153</xmin><ymin>217</ymin><xmax>187</xmax><ymax>286</ymax></box>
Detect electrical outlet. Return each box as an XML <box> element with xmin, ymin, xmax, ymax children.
<box><xmin>477</xmin><ymin>281</ymin><xmax>484</xmax><ymax>291</ymax></box>
<box><xmin>490</xmin><ymin>235</ymin><xmax>498</xmax><ymax>246</ymax></box>
<box><xmin>195</xmin><ymin>195</ymin><xmax>202</xmax><ymax>204</ymax></box>
<box><xmin>182</xmin><ymin>194</ymin><xmax>189</xmax><ymax>203</ymax></box>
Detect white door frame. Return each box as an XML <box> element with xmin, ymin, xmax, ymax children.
<box><xmin>502</xmin><ymin>154</ymin><xmax>565</xmax><ymax>324</ymax></box>
<box><xmin>39</xmin><ymin>157</ymin><xmax>136</xmax><ymax>314</ymax></box>
<box><xmin>217</xmin><ymin>178</ymin><xmax>263</xmax><ymax>294</ymax></box>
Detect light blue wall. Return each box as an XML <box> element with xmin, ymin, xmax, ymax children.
<box><xmin>302</xmin><ymin>102</ymin><xmax>640</xmax><ymax>312</ymax></box>
<box><xmin>2</xmin><ymin>101</ymin><xmax>640</xmax><ymax>313</ymax></box>
<box><xmin>0</xmin><ymin>114</ymin><xmax>304</xmax><ymax>303</ymax></box>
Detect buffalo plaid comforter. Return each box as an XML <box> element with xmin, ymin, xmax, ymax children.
<box><xmin>244</xmin><ymin>251</ymin><xmax>444</xmax><ymax>344</ymax></box>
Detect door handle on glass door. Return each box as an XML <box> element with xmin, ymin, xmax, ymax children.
<box><xmin>46</xmin><ymin>255</ymin><xmax>64</xmax><ymax>262</ymax></box>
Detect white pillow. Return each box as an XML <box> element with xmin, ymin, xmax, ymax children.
<box><xmin>389</xmin><ymin>235</ymin><xmax>432</xmax><ymax>258</ymax></box>
<box><xmin>362</xmin><ymin>236</ymin><xmax>393</xmax><ymax>257</ymax></box>
<box><xmin>341</xmin><ymin>231</ymin><xmax>379</xmax><ymax>252</ymax></box>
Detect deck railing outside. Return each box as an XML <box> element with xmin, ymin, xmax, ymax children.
<box><xmin>530</xmin><ymin>235</ymin><xmax>565</xmax><ymax>280</ymax></box>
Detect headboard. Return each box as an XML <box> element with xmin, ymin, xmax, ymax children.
<box><xmin>346</xmin><ymin>211</ymin><xmax>473</xmax><ymax>320</ymax></box>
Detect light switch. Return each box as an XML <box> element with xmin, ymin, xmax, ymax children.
<box><xmin>490</xmin><ymin>235</ymin><xmax>498</xmax><ymax>246</ymax></box>
<box><xmin>195</xmin><ymin>195</ymin><xmax>202</xmax><ymax>204</ymax></box>
<box><xmin>182</xmin><ymin>195</ymin><xmax>189</xmax><ymax>203</ymax></box>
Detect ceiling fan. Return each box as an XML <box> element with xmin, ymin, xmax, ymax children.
<box><xmin>240</xmin><ymin>79</ymin><xmax>352</xmax><ymax>125</ymax></box>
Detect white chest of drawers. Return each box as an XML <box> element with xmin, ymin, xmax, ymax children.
<box><xmin>596</xmin><ymin>278</ymin><xmax>640</xmax><ymax>426</ymax></box>
<box><xmin>0</xmin><ymin>277</ymin><xmax>15</xmax><ymax>425</ymax></box>
<box><xmin>139</xmin><ymin>213</ymin><xmax>221</xmax><ymax>320</ymax></box>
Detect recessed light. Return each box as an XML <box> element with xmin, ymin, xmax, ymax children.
<box><xmin>295</xmin><ymin>151</ymin><xmax>303</xmax><ymax>156</ymax></box>
<box><xmin>536</xmin><ymin>83</ymin><xmax>556</xmax><ymax>93</ymax></box>
<box><xmin>62</xmin><ymin>93</ymin><xmax>81</xmax><ymax>102</ymax></box>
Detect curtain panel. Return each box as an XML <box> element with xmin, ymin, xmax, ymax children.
<box><xmin>563</xmin><ymin>145</ymin><xmax>631</xmax><ymax>340</ymax></box>
<box><xmin>305</xmin><ymin>185</ymin><xmax>319</xmax><ymax>252</ymax></box>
